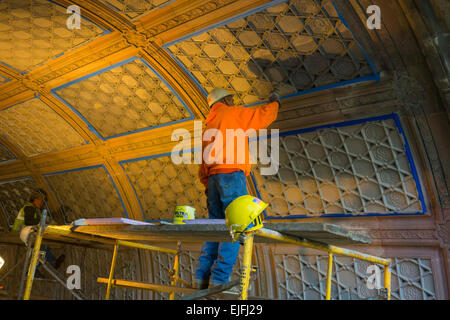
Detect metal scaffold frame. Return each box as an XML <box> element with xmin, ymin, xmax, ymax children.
<box><xmin>21</xmin><ymin>214</ymin><xmax>391</xmax><ymax>300</ymax></box>
<box><xmin>251</xmin><ymin>228</ymin><xmax>391</xmax><ymax>300</ymax></box>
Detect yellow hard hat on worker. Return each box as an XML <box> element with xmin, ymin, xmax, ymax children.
<box><xmin>225</xmin><ymin>195</ymin><xmax>267</xmax><ymax>239</ymax></box>
<box><xmin>207</xmin><ymin>88</ymin><xmax>233</xmax><ymax>107</ymax></box>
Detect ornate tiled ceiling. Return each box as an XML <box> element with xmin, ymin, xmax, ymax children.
<box><xmin>45</xmin><ymin>166</ymin><xmax>126</xmax><ymax>222</ymax></box>
<box><xmin>53</xmin><ymin>58</ymin><xmax>193</xmax><ymax>139</ymax></box>
<box><xmin>0</xmin><ymin>0</ymin><xmax>428</xmax><ymax>226</ymax></box>
<box><xmin>121</xmin><ymin>155</ymin><xmax>207</xmax><ymax>221</ymax></box>
<box><xmin>273</xmin><ymin>254</ymin><xmax>436</xmax><ymax>300</ymax></box>
<box><xmin>0</xmin><ymin>178</ymin><xmax>38</xmax><ymax>229</ymax></box>
<box><xmin>0</xmin><ymin>98</ymin><xmax>86</xmax><ymax>157</ymax></box>
<box><xmin>0</xmin><ymin>0</ymin><xmax>105</xmax><ymax>73</ymax></box>
<box><xmin>100</xmin><ymin>0</ymin><xmax>173</xmax><ymax>20</ymax></box>
<box><xmin>253</xmin><ymin>115</ymin><xmax>425</xmax><ymax>218</ymax></box>
<box><xmin>167</xmin><ymin>0</ymin><xmax>375</xmax><ymax>105</ymax></box>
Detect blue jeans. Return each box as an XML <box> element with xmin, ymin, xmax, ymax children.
<box><xmin>195</xmin><ymin>170</ymin><xmax>248</xmax><ymax>285</ymax></box>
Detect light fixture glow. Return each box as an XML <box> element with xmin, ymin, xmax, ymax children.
<box><xmin>0</xmin><ymin>256</ymin><xmax>4</xmax><ymax>270</ymax></box>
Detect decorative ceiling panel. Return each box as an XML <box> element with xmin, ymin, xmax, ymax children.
<box><xmin>0</xmin><ymin>0</ymin><xmax>105</xmax><ymax>72</ymax></box>
<box><xmin>99</xmin><ymin>0</ymin><xmax>173</xmax><ymax>20</ymax></box>
<box><xmin>167</xmin><ymin>0</ymin><xmax>375</xmax><ymax>105</ymax></box>
<box><xmin>66</xmin><ymin>246</ymin><xmax>139</xmax><ymax>300</ymax></box>
<box><xmin>252</xmin><ymin>114</ymin><xmax>425</xmax><ymax>218</ymax></box>
<box><xmin>0</xmin><ymin>177</ymin><xmax>38</xmax><ymax>229</ymax></box>
<box><xmin>53</xmin><ymin>58</ymin><xmax>193</xmax><ymax>140</ymax></box>
<box><xmin>0</xmin><ymin>143</ymin><xmax>15</xmax><ymax>163</ymax></box>
<box><xmin>0</xmin><ymin>98</ymin><xmax>86</xmax><ymax>157</ymax></box>
<box><xmin>45</xmin><ymin>166</ymin><xmax>126</xmax><ymax>223</ymax></box>
<box><xmin>274</xmin><ymin>254</ymin><xmax>436</xmax><ymax>300</ymax></box>
<box><xmin>121</xmin><ymin>156</ymin><xmax>207</xmax><ymax>221</ymax></box>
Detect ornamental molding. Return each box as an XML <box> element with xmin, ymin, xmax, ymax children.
<box><xmin>143</xmin><ymin>0</ymin><xmax>236</xmax><ymax>37</ymax></box>
<box><xmin>392</xmin><ymin>71</ymin><xmax>426</xmax><ymax>111</ymax></box>
<box><xmin>367</xmin><ymin>229</ymin><xmax>438</xmax><ymax>241</ymax></box>
<box><xmin>437</xmin><ymin>220</ymin><xmax>450</xmax><ymax>246</ymax></box>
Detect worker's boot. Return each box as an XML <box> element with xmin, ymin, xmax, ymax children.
<box><xmin>194</xmin><ymin>279</ymin><xmax>209</xmax><ymax>290</ymax></box>
<box><xmin>209</xmin><ymin>280</ymin><xmax>251</xmax><ymax>295</ymax></box>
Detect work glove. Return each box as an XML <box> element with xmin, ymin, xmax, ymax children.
<box><xmin>268</xmin><ymin>88</ymin><xmax>280</xmax><ymax>103</ymax></box>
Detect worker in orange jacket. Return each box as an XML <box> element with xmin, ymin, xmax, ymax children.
<box><xmin>195</xmin><ymin>88</ymin><xmax>280</xmax><ymax>290</ymax></box>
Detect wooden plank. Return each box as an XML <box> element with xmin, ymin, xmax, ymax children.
<box><xmin>69</xmin><ymin>221</ymin><xmax>371</xmax><ymax>245</ymax></box>
<box><xmin>1</xmin><ymin>220</ymin><xmax>371</xmax><ymax>254</ymax></box>
<box><xmin>0</xmin><ymin>229</ymin><xmax>114</xmax><ymax>250</ymax></box>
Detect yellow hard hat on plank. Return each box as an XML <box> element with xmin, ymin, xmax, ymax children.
<box><xmin>225</xmin><ymin>195</ymin><xmax>267</xmax><ymax>240</ymax></box>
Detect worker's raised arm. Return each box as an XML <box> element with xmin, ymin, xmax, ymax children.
<box><xmin>233</xmin><ymin>101</ymin><xmax>279</xmax><ymax>130</ymax></box>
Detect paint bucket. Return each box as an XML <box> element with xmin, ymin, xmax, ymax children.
<box><xmin>173</xmin><ymin>205</ymin><xmax>196</xmax><ymax>224</ymax></box>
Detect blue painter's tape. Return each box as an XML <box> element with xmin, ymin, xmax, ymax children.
<box><xmin>52</xmin><ymin>56</ymin><xmax>195</xmax><ymax>141</ymax></box>
<box><xmin>138</xmin><ymin>58</ymin><xmax>196</xmax><ymax>119</ymax></box>
<box><xmin>50</xmin><ymin>92</ymin><xmax>103</xmax><ymax>140</ymax></box>
<box><xmin>102</xmin><ymin>117</ymin><xmax>195</xmax><ymax>141</ymax></box>
<box><xmin>249</xmin><ymin>114</ymin><xmax>396</xmax><ymax>143</ymax></box>
<box><xmin>163</xmin><ymin>0</ymin><xmax>288</xmax><ymax>103</ymax></box>
<box><xmin>53</xmin><ymin>57</ymin><xmax>138</xmax><ymax>92</ymax></box>
<box><xmin>43</xmin><ymin>164</ymin><xmax>129</xmax><ymax>219</ymax></box>
<box><xmin>0</xmin><ymin>74</ymin><xmax>11</xmax><ymax>84</ymax></box>
<box><xmin>244</xmin><ymin>75</ymin><xmax>379</xmax><ymax>108</ymax></box>
<box><xmin>1</xmin><ymin>95</ymin><xmax>90</xmax><ymax>147</ymax></box>
<box><xmin>164</xmin><ymin>0</ymin><xmax>288</xmax><ymax>48</ymax></box>
<box><xmin>279</xmin><ymin>113</ymin><xmax>394</xmax><ymax>137</ymax></box>
<box><xmin>0</xmin><ymin>176</ymin><xmax>35</xmax><ymax>185</ymax></box>
<box><xmin>329</xmin><ymin>0</ymin><xmax>380</xmax><ymax>82</ymax></box>
<box><xmin>0</xmin><ymin>95</ymin><xmax>38</xmax><ymax>112</ymax></box>
<box><xmin>42</xmin><ymin>164</ymin><xmax>103</xmax><ymax>177</ymax></box>
<box><xmin>120</xmin><ymin>163</ymin><xmax>146</xmax><ymax>221</ymax></box>
<box><xmin>265</xmin><ymin>211</ymin><xmax>425</xmax><ymax>220</ymax></box>
<box><xmin>250</xmin><ymin>172</ymin><xmax>268</xmax><ymax>217</ymax></box>
<box><xmin>119</xmin><ymin>151</ymin><xmax>177</xmax><ymax>165</ymax></box>
<box><xmin>119</xmin><ymin>149</ymin><xmax>198</xmax><ymax>221</ymax></box>
<box><xmin>165</xmin><ymin>50</ymin><xmax>208</xmax><ymax>98</ymax></box>
<box><xmin>0</xmin><ymin>62</ymin><xmax>23</xmax><ymax>75</ymax></box>
<box><xmin>163</xmin><ymin>0</ymin><xmax>379</xmax><ymax>109</ymax></box>
<box><xmin>117</xmin><ymin>114</ymin><xmax>426</xmax><ymax>220</ymax></box>
<box><xmin>0</xmin><ymin>141</ymin><xmax>17</xmax><ymax>161</ymax></box>
<box><xmin>249</xmin><ymin>113</ymin><xmax>427</xmax><ymax>220</ymax></box>
<box><xmin>250</xmin><ymin>173</ymin><xmax>262</xmax><ymax>199</ymax></box>
<box><xmin>107</xmin><ymin>171</ymin><xmax>130</xmax><ymax>219</ymax></box>
<box><xmin>392</xmin><ymin>113</ymin><xmax>427</xmax><ymax>214</ymax></box>
<box><xmin>3</xmin><ymin>1</ymin><xmax>111</xmax><ymax>75</ymax></box>
<box><xmin>119</xmin><ymin>148</ymin><xmax>206</xmax><ymax>221</ymax></box>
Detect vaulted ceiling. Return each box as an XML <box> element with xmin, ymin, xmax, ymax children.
<box><xmin>0</xmin><ymin>0</ymin><xmax>385</xmax><ymax>226</ymax></box>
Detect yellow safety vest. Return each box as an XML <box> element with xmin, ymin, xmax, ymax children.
<box><xmin>11</xmin><ymin>203</ymin><xmax>36</xmax><ymax>232</ymax></box>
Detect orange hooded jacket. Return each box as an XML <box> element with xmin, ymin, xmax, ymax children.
<box><xmin>199</xmin><ymin>101</ymin><xmax>279</xmax><ymax>188</ymax></box>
